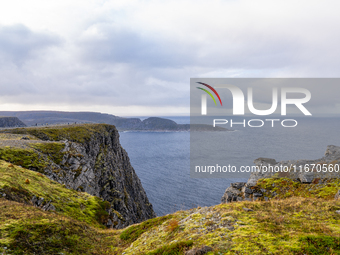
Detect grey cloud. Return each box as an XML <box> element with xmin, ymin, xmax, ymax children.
<box><xmin>77</xmin><ymin>22</ymin><xmax>310</xmax><ymax>72</ymax></box>
<box><xmin>79</xmin><ymin>25</ymin><xmax>197</xmax><ymax>68</ymax></box>
<box><xmin>0</xmin><ymin>4</ymin><xmax>340</xmax><ymax>114</ymax></box>
<box><xmin>0</xmin><ymin>24</ymin><xmax>61</xmax><ymax>65</ymax></box>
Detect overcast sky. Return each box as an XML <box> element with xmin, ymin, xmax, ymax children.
<box><xmin>0</xmin><ymin>0</ymin><xmax>339</xmax><ymax>116</ymax></box>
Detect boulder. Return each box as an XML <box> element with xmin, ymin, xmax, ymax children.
<box><xmin>298</xmin><ymin>172</ymin><xmax>316</xmax><ymax>183</ymax></box>
<box><xmin>231</xmin><ymin>182</ymin><xmax>246</xmax><ymax>189</ymax></box>
<box><xmin>221</xmin><ymin>186</ymin><xmax>241</xmax><ymax>203</ymax></box>
<box><xmin>185</xmin><ymin>246</ymin><xmax>213</xmax><ymax>255</ymax></box>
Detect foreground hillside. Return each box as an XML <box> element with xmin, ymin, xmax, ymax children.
<box><xmin>2</xmin><ymin>162</ymin><xmax>340</xmax><ymax>254</ymax></box>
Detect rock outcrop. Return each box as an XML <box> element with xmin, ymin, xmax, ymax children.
<box><xmin>248</xmin><ymin>145</ymin><xmax>340</xmax><ymax>186</ymax></box>
<box><xmin>2</xmin><ymin>124</ymin><xmax>156</xmax><ymax>228</ymax></box>
<box><xmin>0</xmin><ymin>117</ymin><xmax>26</xmax><ymax>127</ymax></box>
<box><xmin>222</xmin><ymin>145</ymin><xmax>340</xmax><ymax>203</ymax></box>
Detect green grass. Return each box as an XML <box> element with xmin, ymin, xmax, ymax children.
<box><xmin>146</xmin><ymin>241</ymin><xmax>194</xmax><ymax>255</ymax></box>
<box><xmin>0</xmin><ymin>147</ymin><xmax>46</xmax><ymax>172</ymax></box>
<box><xmin>30</xmin><ymin>142</ymin><xmax>66</xmax><ymax>165</ymax></box>
<box><xmin>292</xmin><ymin>235</ymin><xmax>340</xmax><ymax>254</ymax></box>
<box><xmin>8</xmin><ymin>124</ymin><xmax>114</xmax><ymax>143</ymax></box>
<box><xmin>120</xmin><ymin>214</ymin><xmax>172</xmax><ymax>243</ymax></box>
<box><xmin>0</xmin><ymin>160</ymin><xmax>118</xmax><ymax>228</ymax></box>
<box><xmin>256</xmin><ymin>177</ymin><xmax>340</xmax><ymax>200</ymax></box>
<box><xmin>0</xmin><ymin>199</ymin><xmax>121</xmax><ymax>255</ymax></box>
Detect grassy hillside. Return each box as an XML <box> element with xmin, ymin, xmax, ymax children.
<box><xmin>0</xmin><ymin>160</ymin><xmax>115</xmax><ymax>229</ymax></box>
<box><xmin>2</xmin><ymin>162</ymin><xmax>340</xmax><ymax>254</ymax></box>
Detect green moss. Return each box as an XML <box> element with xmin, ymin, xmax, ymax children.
<box><xmin>30</xmin><ymin>142</ymin><xmax>66</xmax><ymax>165</ymax></box>
<box><xmin>0</xmin><ymin>199</ymin><xmax>120</xmax><ymax>255</ymax></box>
<box><xmin>95</xmin><ymin>200</ymin><xmax>111</xmax><ymax>225</ymax></box>
<box><xmin>257</xmin><ymin>178</ymin><xmax>340</xmax><ymax>200</ymax></box>
<box><xmin>292</xmin><ymin>235</ymin><xmax>340</xmax><ymax>254</ymax></box>
<box><xmin>146</xmin><ymin>240</ymin><xmax>194</xmax><ymax>255</ymax></box>
<box><xmin>0</xmin><ymin>160</ymin><xmax>112</xmax><ymax>228</ymax></box>
<box><xmin>0</xmin><ymin>147</ymin><xmax>47</xmax><ymax>172</ymax></box>
<box><xmin>120</xmin><ymin>215</ymin><xmax>172</xmax><ymax>243</ymax></box>
<box><xmin>9</xmin><ymin>124</ymin><xmax>114</xmax><ymax>143</ymax></box>
<box><xmin>8</xmin><ymin>221</ymin><xmax>93</xmax><ymax>254</ymax></box>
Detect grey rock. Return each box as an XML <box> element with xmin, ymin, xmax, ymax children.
<box><xmin>243</xmin><ymin>207</ymin><xmax>253</xmax><ymax>212</ymax></box>
<box><xmin>42</xmin><ymin>200</ymin><xmax>56</xmax><ymax>211</ymax></box>
<box><xmin>231</xmin><ymin>182</ymin><xmax>246</xmax><ymax>190</ymax></box>
<box><xmin>31</xmin><ymin>195</ymin><xmax>37</xmax><ymax>204</ymax></box>
<box><xmin>325</xmin><ymin>145</ymin><xmax>340</xmax><ymax>159</ymax></box>
<box><xmin>336</xmin><ymin>210</ymin><xmax>340</xmax><ymax>214</ymax></box>
<box><xmin>244</xmin><ymin>198</ymin><xmax>253</xmax><ymax>201</ymax></box>
<box><xmin>221</xmin><ymin>186</ymin><xmax>241</xmax><ymax>203</ymax></box>
<box><xmin>226</xmin><ymin>225</ymin><xmax>235</xmax><ymax>231</ymax></box>
<box><xmin>18</xmin><ymin>124</ymin><xmax>156</xmax><ymax>229</ymax></box>
<box><xmin>335</xmin><ymin>190</ymin><xmax>340</xmax><ymax>200</ymax></box>
<box><xmin>246</xmin><ymin>177</ymin><xmax>258</xmax><ymax>187</ymax></box>
<box><xmin>248</xmin><ymin>145</ymin><xmax>340</xmax><ymax>184</ymax></box>
<box><xmin>253</xmin><ymin>193</ymin><xmax>263</xmax><ymax>197</ymax></box>
<box><xmin>298</xmin><ymin>172</ymin><xmax>315</xmax><ymax>183</ymax></box>
<box><xmin>242</xmin><ymin>186</ymin><xmax>253</xmax><ymax>194</ymax></box>
<box><xmin>185</xmin><ymin>246</ymin><xmax>213</xmax><ymax>255</ymax></box>
<box><xmin>253</xmin><ymin>158</ymin><xmax>277</xmax><ymax>166</ymax></box>
<box><xmin>37</xmin><ymin>197</ymin><xmax>44</xmax><ymax>206</ymax></box>
<box><xmin>21</xmin><ymin>136</ymin><xmax>30</xmax><ymax>140</ymax></box>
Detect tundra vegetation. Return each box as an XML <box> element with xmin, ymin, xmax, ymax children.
<box><xmin>0</xmin><ymin>126</ymin><xmax>340</xmax><ymax>254</ymax></box>
<box><xmin>1</xmin><ymin>162</ymin><xmax>340</xmax><ymax>254</ymax></box>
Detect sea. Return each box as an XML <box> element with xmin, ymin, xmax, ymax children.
<box><xmin>119</xmin><ymin>116</ymin><xmax>340</xmax><ymax>216</ymax></box>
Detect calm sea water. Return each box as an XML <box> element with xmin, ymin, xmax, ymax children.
<box><xmin>119</xmin><ymin>116</ymin><xmax>340</xmax><ymax>216</ymax></box>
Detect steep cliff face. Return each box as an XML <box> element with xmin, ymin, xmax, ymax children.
<box><xmin>3</xmin><ymin>124</ymin><xmax>156</xmax><ymax>228</ymax></box>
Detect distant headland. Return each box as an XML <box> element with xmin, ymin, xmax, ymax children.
<box><xmin>0</xmin><ymin>111</ymin><xmax>229</xmax><ymax>132</ymax></box>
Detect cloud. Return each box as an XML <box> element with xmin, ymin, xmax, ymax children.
<box><xmin>0</xmin><ymin>24</ymin><xmax>61</xmax><ymax>65</ymax></box>
<box><xmin>0</xmin><ymin>0</ymin><xmax>339</xmax><ymax>115</ymax></box>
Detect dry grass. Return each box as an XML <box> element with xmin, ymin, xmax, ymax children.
<box><xmin>166</xmin><ymin>219</ymin><xmax>179</xmax><ymax>232</ymax></box>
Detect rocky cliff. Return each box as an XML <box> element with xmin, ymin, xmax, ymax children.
<box><xmin>0</xmin><ymin>116</ymin><xmax>26</xmax><ymax>127</ymax></box>
<box><xmin>0</xmin><ymin>124</ymin><xmax>156</xmax><ymax>228</ymax></box>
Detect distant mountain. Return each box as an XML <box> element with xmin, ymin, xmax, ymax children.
<box><xmin>0</xmin><ymin>116</ymin><xmax>26</xmax><ymax>127</ymax></box>
<box><xmin>0</xmin><ymin>111</ymin><xmax>119</xmax><ymax>126</ymax></box>
<box><xmin>0</xmin><ymin>111</ymin><xmax>229</xmax><ymax>131</ymax></box>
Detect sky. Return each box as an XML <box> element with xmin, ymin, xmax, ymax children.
<box><xmin>0</xmin><ymin>0</ymin><xmax>339</xmax><ymax>116</ymax></box>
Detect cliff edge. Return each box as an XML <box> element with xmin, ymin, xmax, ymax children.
<box><xmin>0</xmin><ymin>124</ymin><xmax>156</xmax><ymax>228</ymax></box>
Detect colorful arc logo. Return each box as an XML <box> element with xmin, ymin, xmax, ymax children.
<box><xmin>196</xmin><ymin>82</ymin><xmax>223</xmax><ymax>106</ymax></box>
